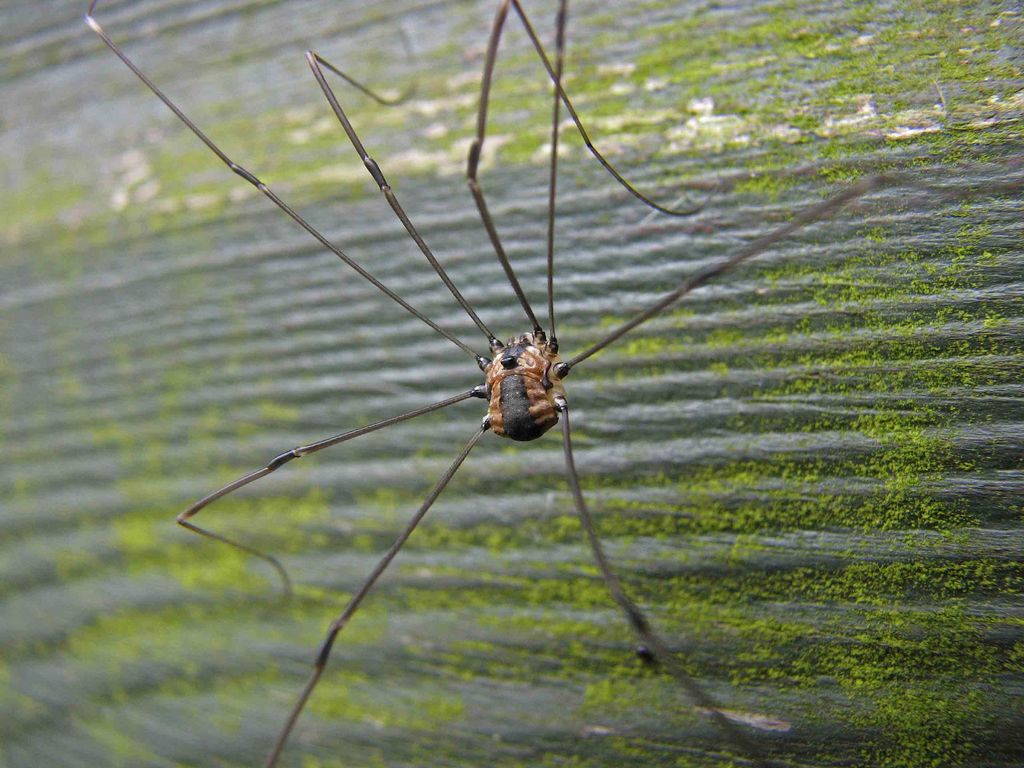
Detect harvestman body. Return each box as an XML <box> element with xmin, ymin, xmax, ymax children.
<box><xmin>486</xmin><ymin>332</ymin><xmax>566</xmax><ymax>441</ymax></box>
<box><xmin>85</xmin><ymin>1</ymin><xmax>882</xmax><ymax>765</ymax></box>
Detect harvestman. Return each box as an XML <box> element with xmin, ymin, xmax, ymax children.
<box><xmin>85</xmin><ymin>1</ymin><xmax>883</xmax><ymax>765</ymax></box>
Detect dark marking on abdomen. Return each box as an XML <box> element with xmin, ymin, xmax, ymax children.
<box><xmin>499</xmin><ymin>375</ymin><xmax>556</xmax><ymax>441</ymax></box>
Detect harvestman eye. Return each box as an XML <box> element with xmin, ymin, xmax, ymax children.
<box><xmin>84</xmin><ymin>1</ymin><xmax>892</xmax><ymax>766</ymax></box>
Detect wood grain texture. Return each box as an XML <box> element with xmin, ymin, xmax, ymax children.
<box><xmin>1</xmin><ymin>1</ymin><xmax>1022</xmax><ymax>767</ymax></box>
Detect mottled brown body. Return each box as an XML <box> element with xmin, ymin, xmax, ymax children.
<box><xmin>485</xmin><ymin>333</ymin><xmax>565</xmax><ymax>441</ymax></box>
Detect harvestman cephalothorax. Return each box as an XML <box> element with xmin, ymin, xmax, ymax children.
<box><xmin>85</xmin><ymin>1</ymin><xmax>887</xmax><ymax>765</ymax></box>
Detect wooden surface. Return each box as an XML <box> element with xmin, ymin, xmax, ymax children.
<box><xmin>1</xmin><ymin>1</ymin><xmax>1022</xmax><ymax>767</ymax></box>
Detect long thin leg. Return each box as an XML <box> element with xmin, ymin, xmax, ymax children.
<box><xmin>85</xmin><ymin>1</ymin><xmax>485</xmax><ymax>365</ymax></box>
<box><xmin>177</xmin><ymin>387</ymin><xmax>485</xmax><ymax>596</ymax></box>
<box><xmin>563</xmin><ymin>176</ymin><xmax>885</xmax><ymax>371</ymax></box>
<box><xmin>306</xmin><ymin>52</ymin><xmax>502</xmax><ymax>350</ymax></box>
<box><xmin>555</xmin><ymin>397</ymin><xmax>767</xmax><ymax>768</ymax></box>
<box><xmin>545</xmin><ymin>0</ymin><xmax>568</xmax><ymax>346</ymax></box>
<box><xmin>305</xmin><ymin>53</ymin><xmax>414</xmax><ymax>107</ymax></box>
<box><xmin>263</xmin><ymin>422</ymin><xmax>490</xmax><ymax>768</ymax></box>
<box><xmin>489</xmin><ymin>1</ymin><xmax>712</xmax><ymax>219</ymax></box>
<box><xmin>468</xmin><ymin>0</ymin><xmax>545</xmax><ymax>335</ymax></box>
<box><xmin>468</xmin><ymin>0</ymin><xmax>710</xmax><ymax>338</ymax></box>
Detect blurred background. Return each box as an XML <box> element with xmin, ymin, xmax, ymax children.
<box><xmin>1</xmin><ymin>1</ymin><xmax>1022</xmax><ymax>766</ymax></box>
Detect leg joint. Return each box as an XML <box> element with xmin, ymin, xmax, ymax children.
<box><xmin>315</xmin><ymin>630</ymin><xmax>339</xmax><ymax>668</ymax></box>
<box><xmin>229</xmin><ymin>162</ymin><xmax>261</xmax><ymax>187</ymax></box>
<box><xmin>467</xmin><ymin>139</ymin><xmax>482</xmax><ymax>179</ymax></box>
<box><xmin>267</xmin><ymin>449</ymin><xmax>299</xmax><ymax>471</ymax></box>
<box><xmin>364</xmin><ymin>157</ymin><xmax>387</xmax><ymax>188</ymax></box>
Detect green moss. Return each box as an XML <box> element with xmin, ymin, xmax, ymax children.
<box><xmin>732</xmin><ymin>172</ymin><xmax>796</xmax><ymax>200</ymax></box>
<box><xmin>256</xmin><ymin>399</ymin><xmax>303</xmax><ymax>422</ymax></box>
<box><xmin>78</xmin><ymin>717</ymin><xmax>163</xmax><ymax>768</ymax></box>
<box><xmin>309</xmin><ymin>682</ymin><xmax>465</xmax><ymax>730</ymax></box>
<box><xmin>354</xmin><ymin>485</ymin><xmax>423</xmax><ymax>525</ymax></box>
<box><xmin>823</xmin><ymin>607</ymin><xmax>994</xmax><ymax>767</ymax></box>
<box><xmin>109</xmin><ymin>488</ymin><xmax>332</xmax><ymax>593</ymax></box>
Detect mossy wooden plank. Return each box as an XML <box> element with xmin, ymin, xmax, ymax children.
<box><xmin>1</xmin><ymin>1</ymin><xmax>1022</xmax><ymax>767</ymax></box>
